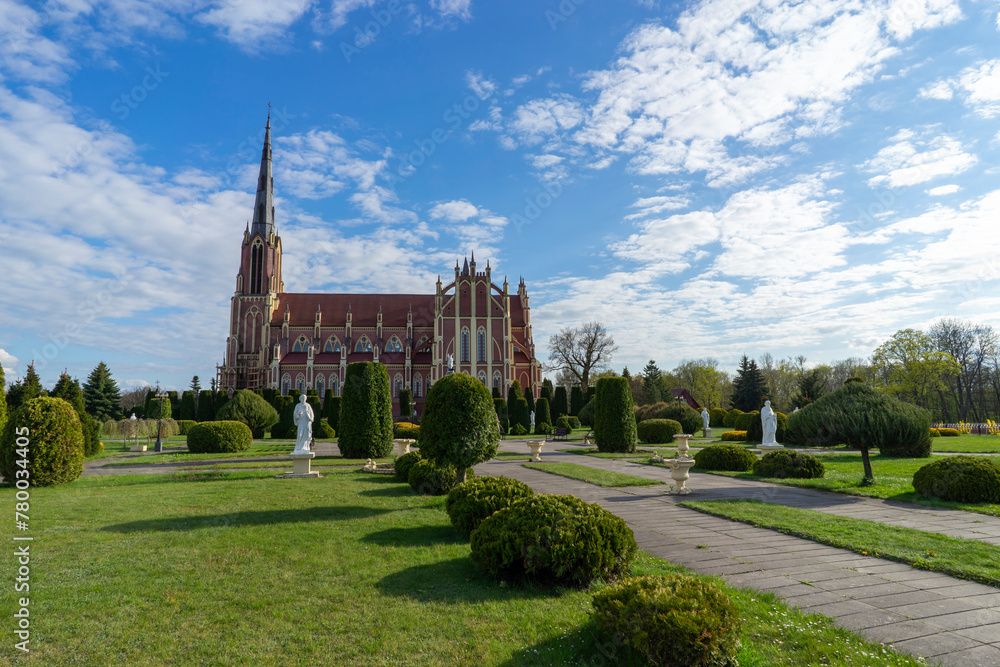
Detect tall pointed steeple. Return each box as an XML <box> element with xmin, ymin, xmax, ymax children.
<box><xmin>250</xmin><ymin>110</ymin><xmax>275</xmax><ymax>238</ymax></box>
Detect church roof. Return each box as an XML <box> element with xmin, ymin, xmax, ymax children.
<box><xmin>271</xmin><ymin>293</ymin><xmax>435</xmax><ymax>326</ymax></box>
<box><xmin>250</xmin><ymin>112</ymin><xmax>275</xmax><ymax>239</ymax></box>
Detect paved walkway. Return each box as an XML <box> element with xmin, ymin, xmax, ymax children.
<box><xmin>481</xmin><ymin>441</ymin><xmax>1000</xmax><ymax>667</ymax></box>
<box><xmin>86</xmin><ymin>440</ymin><xmax>1000</xmax><ymax>665</ymax></box>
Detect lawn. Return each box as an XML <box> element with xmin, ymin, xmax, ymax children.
<box><xmin>523</xmin><ymin>461</ymin><xmax>664</xmax><ymax>487</ymax></box>
<box><xmin>682</xmin><ymin>499</ymin><xmax>1000</xmax><ymax>587</ymax></box>
<box><xmin>0</xmin><ymin>471</ymin><xmax>921</xmax><ymax>666</ymax></box>
<box><xmin>930</xmin><ymin>434</ymin><xmax>1000</xmax><ymax>453</ymax></box>
<box><xmin>689</xmin><ymin>453</ymin><xmax>1000</xmax><ymax>518</ymax></box>
<box><xmin>100</xmin><ymin>441</ymin><xmax>296</xmax><ymax>466</ymax></box>
<box><xmin>177</xmin><ymin>457</ymin><xmax>393</xmax><ymax>471</ymax></box>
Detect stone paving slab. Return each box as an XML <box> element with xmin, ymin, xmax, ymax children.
<box><xmin>480</xmin><ymin>450</ymin><xmax>1000</xmax><ymax>667</ymax></box>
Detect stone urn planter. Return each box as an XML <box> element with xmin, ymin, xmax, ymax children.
<box><xmin>674</xmin><ymin>434</ymin><xmax>692</xmax><ymax>458</ymax></box>
<box><xmin>526</xmin><ymin>439</ymin><xmax>546</xmax><ymax>461</ymax></box>
<box><xmin>394</xmin><ymin>439</ymin><xmax>416</xmax><ymax>456</ymax></box>
<box><xmin>665</xmin><ymin>457</ymin><xmax>696</xmax><ymax>495</ymax></box>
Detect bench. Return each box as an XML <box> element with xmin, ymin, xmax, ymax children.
<box><xmin>553</xmin><ymin>427</ymin><xmax>569</xmax><ymax>441</ymax></box>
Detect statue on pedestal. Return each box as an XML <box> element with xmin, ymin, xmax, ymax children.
<box><xmin>761</xmin><ymin>400</ymin><xmax>778</xmax><ymax>445</ymax></box>
<box><xmin>293</xmin><ymin>394</ymin><xmax>314</xmax><ymax>454</ymax></box>
<box><xmin>701</xmin><ymin>408</ymin><xmax>710</xmax><ymax>431</ymax></box>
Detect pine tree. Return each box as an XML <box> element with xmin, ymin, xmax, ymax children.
<box><xmin>640</xmin><ymin>360</ymin><xmax>662</xmax><ymax>405</ymax></box>
<box><xmin>52</xmin><ymin>372</ymin><xmax>101</xmax><ymax>455</ymax></box>
<box><xmin>793</xmin><ymin>369</ymin><xmax>829</xmax><ymax>408</ymax></box>
<box><xmin>7</xmin><ymin>362</ymin><xmax>44</xmax><ymax>411</ymax></box>
<box><xmin>190</xmin><ymin>376</ymin><xmax>202</xmax><ymax>393</ymax></box>
<box><xmin>82</xmin><ymin>362</ymin><xmax>121</xmax><ymax>421</ymax></box>
<box><xmin>730</xmin><ymin>355</ymin><xmax>769</xmax><ymax>412</ymax></box>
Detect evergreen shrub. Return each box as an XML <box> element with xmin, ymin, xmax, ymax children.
<box><xmin>186</xmin><ymin>421</ymin><xmax>252</xmax><ymax>453</ymax></box>
<box><xmin>938</xmin><ymin>428</ymin><xmax>960</xmax><ymax>437</ymax></box>
<box><xmin>745</xmin><ymin>411</ymin><xmax>787</xmax><ymax>443</ymax></box>
<box><xmin>271</xmin><ymin>396</ymin><xmax>295</xmax><ymax>439</ymax></box>
<box><xmin>567</xmin><ymin>416</ymin><xmax>581</xmax><ymax>429</ymax></box>
<box><xmin>638</xmin><ymin>402</ymin><xmax>702</xmax><ymax>435</ymax></box>
<box><xmin>511</xmin><ymin>423</ymin><xmax>528</xmax><ymax>436</ymax></box>
<box><xmin>694</xmin><ymin>444</ymin><xmax>757</xmax><ymax>472</ymax></box>
<box><xmin>720</xmin><ymin>431</ymin><xmax>747</xmax><ymax>441</ymax></box>
<box><xmin>393</xmin><ymin>422</ymin><xmax>420</xmax><ymax>440</ymax></box>
<box><xmin>534</xmin><ymin>397</ymin><xmax>552</xmax><ymax>435</ymax></box>
<box><xmin>913</xmin><ymin>456</ymin><xmax>1000</xmax><ymax>503</ymax></box>
<box><xmin>445</xmin><ymin>475</ymin><xmax>534</xmax><ymax>538</ymax></box>
<box><xmin>407</xmin><ymin>459</ymin><xmax>472</xmax><ymax>495</ymax></box>
<box><xmin>929</xmin><ymin>428</ymin><xmax>941</xmax><ymax>437</ymax></box>
<box><xmin>570</xmin><ymin>386</ymin><xmax>585</xmax><ymax>416</ymax></box>
<box><xmin>512</xmin><ymin>397</ymin><xmax>531</xmax><ymax>434</ymax></box>
<box><xmin>338</xmin><ymin>363</ymin><xmax>394</xmax><ymax>459</ymax></box>
<box><xmin>0</xmin><ymin>397</ymin><xmax>84</xmax><ymax>486</ymax></box>
<box><xmin>594</xmin><ymin>377</ymin><xmax>637</xmax><ymax>453</ymax></box>
<box><xmin>177</xmin><ymin>420</ymin><xmax>197</xmax><ymax>435</ymax></box>
<box><xmin>419</xmin><ymin>373</ymin><xmax>500</xmax><ymax>482</ymax></box>
<box><xmin>314</xmin><ymin>421</ymin><xmax>336</xmax><ymax>439</ymax></box>
<box><xmin>179</xmin><ymin>391</ymin><xmax>196</xmax><ymax>421</ymax></box>
<box><xmin>215</xmin><ymin>390</ymin><xmax>279</xmax><ymax>438</ymax></box>
<box><xmin>636</xmin><ymin>419</ymin><xmax>682</xmax><ymax>444</ymax></box>
<box><xmin>578</xmin><ymin>399</ymin><xmax>595</xmax><ymax>428</ymax></box>
<box><xmin>592</xmin><ymin>574</ymin><xmax>740</xmax><ymax>667</ymax></box>
<box><xmin>470</xmin><ymin>494</ymin><xmax>636</xmax><ymax>587</ymax></box>
<box><xmin>723</xmin><ymin>408</ymin><xmax>744</xmax><ymax>428</ymax></box>
<box><xmin>394</xmin><ymin>450</ymin><xmax>422</xmax><ymax>482</ymax></box>
<box><xmin>324</xmin><ymin>395</ymin><xmax>341</xmax><ymax>434</ymax></box>
<box><xmin>734</xmin><ymin>411</ymin><xmax>758</xmax><ymax>433</ymax></box>
<box><xmin>709</xmin><ymin>408</ymin><xmax>728</xmax><ymax>428</ymax></box>
<box><xmin>494</xmin><ymin>398</ymin><xmax>509</xmax><ymax>435</ymax></box>
<box><xmin>555</xmin><ymin>415</ymin><xmax>574</xmax><ymax>432</ymax></box>
<box><xmin>552</xmin><ymin>387</ymin><xmax>568</xmax><ymax>420</ymax></box>
<box><xmin>753</xmin><ymin>450</ymin><xmax>824</xmax><ymax>479</ymax></box>
<box><xmin>196</xmin><ymin>390</ymin><xmax>214</xmax><ymax>422</ymax></box>
<box><xmin>147</xmin><ymin>397</ymin><xmax>172</xmax><ymax>420</ymax></box>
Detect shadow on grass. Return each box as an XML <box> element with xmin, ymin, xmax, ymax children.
<box><xmin>357</xmin><ymin>485</ymin><xmax>411</xmax><ymax>497</ymax></box>
<box><xmin>103</xmin><ymin>504</ymin><xmax>392</xmax><ymax>532</ymax></box>
<box><xmin>500</xmin><ymin>620</ymin><xmax>649</xmax><ymax>667</ymax></box>
<box><xmin>376</xmin><ymin>558</ymin><xmax>563</xmax><ymax>603</ymax></box>
<box><xmin>361</xmin><ymin>525</ymin><xmax>466</xmax><ymax>547</ymax></box>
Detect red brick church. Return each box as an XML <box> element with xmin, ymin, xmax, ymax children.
<box><xmin>217</xmin><ymin>115</ymin><xmax>542</xmax><ymax>414</ymax></box>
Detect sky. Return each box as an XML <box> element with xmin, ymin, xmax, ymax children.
<box><xmin>1</xmin><ymin>0</ymin><xmax>1000</xmax><ymax>392</ymax></box>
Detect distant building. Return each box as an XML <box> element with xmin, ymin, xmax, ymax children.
<box><xmin>217</xmin><ymin>115</ymin><xmax>542</xmax><ymax>413</ymax></box>
<box><xmin>669</xmin><ymin>388</ymin><xmax>701</xmax><ymax>410</ymax></box>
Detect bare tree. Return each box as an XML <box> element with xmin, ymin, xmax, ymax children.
<box><xmin>547</xmin><ymin>322</ymin><xmax>617</xmax><ymax>393</ymax></box>
<box><xmin>930</xmin><ymin>319</ymin><xmax>998</xmax><ymax>420</ymax></box>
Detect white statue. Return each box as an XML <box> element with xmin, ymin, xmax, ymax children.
<box><xmin>447</xmin><ymin>353</ymin><xmax>454</xmax><ymax>374</ymax></box>
<box><xmin>293</xmin><ymin>394</ymin><xmax>314</xmax><ymax>454</ymax></box>
<box><xmin>701</xmin><ymin>408</ymin><xmax>710</xmax><ymax>430</ymax></box>
<box><xmin>761</xmin><ymin>400</ymin><xmax>778</xmax><ymax>445</ymax></box>
<box><xmin>793</xmin><ymin>406</ymin><xmax>799</xmax><ymax>413</ymax></box>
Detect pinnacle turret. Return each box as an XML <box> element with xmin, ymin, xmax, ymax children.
<box><xmin>250</xmin><ymin>112</ymin><xmax>275</xmax><ymax>238</ymax></box>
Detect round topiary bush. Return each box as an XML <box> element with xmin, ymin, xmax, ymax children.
<box><xmin>419</xmin><ymin>372</ymin><xmax>500</xmax><ymax>483</ymax></box>
<box><xmin>594</xmin><ymin>377</ymin><xmax>637</xmax><ymax>453</ymax></box>
<box><xmin>176</xmin><ymin>420</ymin><xmax>198</xmax><ymax>435</ymax></box>
<box><xmin>394</xmin><ymin>450</ymin><xmax>423</xmax><ymax>482</ymax></box>
<box><xmin>753</xmin><ymin>449</ymin><xmax>824</xmax><ymax>479</ymax></box>
<box><xmin>723</xmin><ymin>408</ymin><xmax>744</xmax><ymax>428</ymax></box>
<box><xmin>638</xmin><ymin>402</ymin><xmax>702</xmax><ymax>436</ymax></box>
<box><xmin>215</xmin><ymin>390</ymin><xmax>279</xmax><ymax>439</ymax></box>
<box><xmin>338</xmin><ymin>362</ymin><xmax>394</xmax><ymax>459</ymax></box>
<box><xmin>186</xmin><ymin>421</ymin><xmax>253</xmax><ymax>453</ymax></box>
<box><xmin>314</xmin><ymin>421</ymin><xmax>336</xmax><ymax>439</ymax></box>
<box><xmin>567</xmin><ymin>416</ymin><xmax>581</xmax><ymax>429</ymax></box>
<box><xmin>408</xmin><ymin>459</ymin><xmax>473</xmax><ymax>495</ymax></box>
<box><xmin>0</xmin><ymin>397</ymin><xmax>85</xmax><ymax>487</ymax></box>
<box><xmin>555</xmin><ymin>415</ymin><xmax>574</xmax><ymax>432</ymax></box>
<box><xmin>636</xmin><ymin>419</ymin><xmax>682</xmax><ymax>444</ymax></box>
<box><xmin>913</xmin><ymin>456</ymin><xmax>1000</xmax><ymax>503</ymax></box>
<box><xmin>470</xmin><ymin>493</ymin><xmax>637</xmax><ymax>587</ymax></box>
<box><xmin>445</xmin><ymin>475</ymin><xmax>534</xmax><ymax>538</ymax></box>
<box><xmin>592</xmin><ymin>574</ymin><xmax>741</xmax><ymax>667</ymax></box>
<box><xmin>694</xmin><ymin>444</ymin><xmax>758</xmax><ymax>472</ymax></box>
<box><xmin>734</xmin><ymin>411</ymin><xmax>758</xmax><ymax>434</ymax></box>
<box><xmin>709</xmin><ymin>408</ymin><xmax>728</xmax><ymax>428</ymax></box>
<box><xmin>720</xmin><ymin>431</ymin><xmax>747</xmax><ymax>442</ymax></box>
<box><xmin>578</xmin><ymin>399</ymin><xmax>595</xmax><ymax>428</ymax></box>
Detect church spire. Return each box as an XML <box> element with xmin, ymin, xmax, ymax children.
<box><xmin>250</xmin><ymin>109</ymin><xmax>274</xmax><ymax>238</ymax></box>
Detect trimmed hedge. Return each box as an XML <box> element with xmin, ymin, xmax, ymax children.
<box><xmin>394</xmin><ymin>450</ymin><xmax>422</xmax><ymax>482</ymax></box>
<box><xmin>419</xmin><ymin>373</ymin><xmax>500</xmax><ymax>481</ymax></box>
<box><xmin>636</xmin><ymin>419</ymin><xmax>682</xmax><ymax>444</ymax></box>
<box><xmin>709</xmin><ymin>408</ymin><xmax>728</xmax><ymax>428</ymax></box>
<box><xmin>0</xmin><ymin>397</ymin><xmax>84</xmax><ymax>486</ymax></box>
<box><xmin>512</xmin><ymin>397</ymin><xmax>531</xmax><ymax>434</ymax></box>
<box><xmin>314</xmin><ymin>421</ymin><xmax>336</xmax><ymax>439</ymax></box>
<box><xmin>753</xmin><ymin>449</ymin><xmax>824</xmax><ymax>479</ymax></box>
<box><xmin>734</xmin><ymin>411</ymin><xmax>758</xmax><ymax>433</ymax></box>
<box><xmin>470</xmin><ymin>494</ymin><xmax>637</xmax><ymax>587</ymax></box>
<box><xmin>913</xmin><ymin>456</ymin><xmax>1000</xmax><ymax>503</ymax></box>
<box><xmin>745</xmin><ymin>410</ymin><xmax>787</xmax><ymax>444</ymax></box>
<box><xmin>552</xmin><ymin>387</ymin><xmax>568</xmax><ymax>420</ymax></box>
<box><xmin>338</xmin><ymin>362</ymin><xmax>394</xmax><ymax>459</ymax></box>
<box><xmin>570</xmin><ymin>386</ymin><xmax>585</xmax><ymax>416</ymax></box>
<box><xmin>534</xmin><ymin>397</ymin><xmax>552</xmax><ymax>436</ymax></box>
<box><xmin>694</xmin><ymin>444</ymin><xmax>757</xmax><ymax>472</ymax></box>
<box><xmin>784</xmin><ymin>382</ymin><xmax>932</xmax><ymax>457</ymax></box>
<box><xmin>186</xmin><ymin>421</ymin><xmax>253</xmax><ymax>453</ymax></box>
<box><xmin>555</xmin><ymin>415</ymin><xmax>574</xmax><ymax>432</ymax></box>
<box><xmin>578</xmin><ymin>399</ymin><xmax>595</xmax><ymax>428</ymax></box>
<box><xmin>324</xmin><ymin>395</ymin><xmax>341</xmax><ymax>435</ymax></box>
<box><xmin>494</xmin><ymin>398</ymin><xmax>509</xmax><ymax>435</ymax></box>
<box><xmin>592</xmin><ymin>574</ymin><xmax>741</xmax><ymax>667</ymax></box>
<box><xmin>177</xmin><ymin>420</ymin><xmax>198</xmax><ymax>435</ymax></box>
<box><xmin>938</xmin><ymin>428</ymin><xmax>960</xmax><ymax>437</ymax></box>
<box><xmin>215</xmin><ymin>390</ymin><xmax>279</xmax><ymax>438</ymax></box>
<box><xmin>929</xmin><ymin>428</ymin><xmax>941</xmax><ymax>437</ymax></box>
<box><xmin>636</xmin><ymin>402</ymin><xmax>702</xmax><ymax>436</ymax></box>
<box><xmin>594</xmin><ymin>377</ymin><xmax>637</xmax><ymax>453</ymax></box>
<box><xmin>271</xmin><ymin>396</ymin><xmax>295</xmax><ymax>439</ymax></box>
<box><xmin>445</xmin><ymin>475</ymin><xmax>534</xmax><ymax>538</ymax></box>
<box><xmin>408</xmin><ymin>459</ymin><xmax>472</xmax><ymax>496</ymax></box>
<box><xmin>393</xmin><ymin>422</ymin><xmax>420</xmax><ymax>440</ymax></box>
<box><xmin>723</xmin><ymin>408</ymin><xmax>743</xmax><ymax>428</ymax></box>
<box><xmin>720</xmin><ymin>431</ymin><xmax>747</xmax><ymax>441</ymax></box>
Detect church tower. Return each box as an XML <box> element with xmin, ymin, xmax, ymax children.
<box><xmin>220</xmin><ymin>113</ymin><xmax>283</xmax><ymax>393</ymax></box>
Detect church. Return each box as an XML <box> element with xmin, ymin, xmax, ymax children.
<box><xmin>217</xmin><ymin>115</ymin><xmax>543</xmax><ymax>414</ymax></box>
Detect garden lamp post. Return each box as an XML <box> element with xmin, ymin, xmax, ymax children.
<box><xmin>129</xmin><ymin>413</ymin><xmax>137</xmax><ymax>451</ymax></box>
<box><xmin>153</xmin><ymin>392</ymin><xmax>168</xmax><ymax>452</ymax></box>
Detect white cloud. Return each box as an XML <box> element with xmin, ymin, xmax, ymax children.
<box><xmin>918</xmin><ymin>80</ymin><xmax>954</xmax><ymax>100</ymax></box>
<box><xmin>956</xmin><ymin>59</ymin><xmax>1000</xmax><ymax>117</ymax></box>
<box><xmin>197</xmin><ymin>0</ymin><xmax>314</xmax><ymax>49</ymax></box>
<box><xmin>510</xmin><ymin>96</ymin><xmax>583</xmax><ymax>146</ymax></box>
<box><xmin>431</xmin><ymin>0</ymin><xmax>471</xmax><ymax>20</ymax></box>
<box><xmin>465</xmin><ymin>71</ymin><xmax>497</xmax><ymax>100</ymax></box>
<box><xmin>862</xmin><ymin>130</ymin><xmax>977</xmax><ymax>189</ymax></box>
<box><xmin>927</xmin><ymin>184</ymin><xmax>960</xmax><ymax>196</ymax></box>
<box><xmin>624</xmin><ymin>195</ymin><xmax>691</xmax><ymax>219</ymax></box>
<box><xmin>0</xmin><ymin>348</ymin><xmax>18</xmax><ymax>377</ymax></box>
<box><xmin>429</xmin><ymin>199</ymin><xmax>479</xmax><ymax>221</ymax></box>
<box><xmin>0</xmin><ymin>1</ymin><xmax>72</xmax><ymax>83</ymax></box>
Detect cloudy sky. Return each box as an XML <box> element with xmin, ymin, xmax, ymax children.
<box><xmin>1</xmin><ymin>0</ymin><xmax>999</xmax><ymax>391</ymax></box>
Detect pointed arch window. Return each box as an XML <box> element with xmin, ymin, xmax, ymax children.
<box><xmin>316</xmin><ymin>375</ymin><xmax>325</xmax><ymax>399</ymax></box>
<box><xmin>493</xmin><ymin>371</ymin><xmax>502</xmax><ymax>389</ymax></box>
<box><xmin>331</xmin><ymin>375</ymin><xmax>340</xmax><ymax>397</ymax></box>
<box><xmin>387</xmin><ymin>336</ymin><xmax>403</xmax><ymax>353</ymax></box>
<box><xmin>414</xmin><ymin>374</ymin><xmax>423</xmax><ymax>398</ymax></box>
<box><xmin>393</xmin><ymin>374</ymin><xmax>403</xmax><ymax>398</ymax></box>
<box><xmin>295</xmin><ymin>374</ymin><xmax>305</xmax><ymax>393</ymax></box>
<box><xmin>477</xmin><ymin>327</ymin><xmax>486</xmax><ymax>362</ymax></box>
<box><xmin>355</xmin><ymin>336</ymin><xmax>372</xmax><ymax>353</ymax></box>
<box><xmin>292</xmin><ymin>336</ymin><xmax>310</xmax><ymax>353</ymax></box>
<box><xmin>478</xmin><ymin>370</ymin><xmax>487</xmax><ymax>385</ymax></box>
<box><xmin>324</xmin><ymin>336</ymin><xmax>341</xmax><ymax>353</ymax></box>
<box><xmin>281</xmin><ymin>374</ymin><xmax>291</xmax><ymax>395</ymax></box>
<box><xmin>416</xmin><ymin>336</ymin><xmax>431</xmax><ymax>354</ymax></box>
<box><xmin>461</xmin><ymin>327</ymin><xmax>470</xmax><ymax>363</ymax></box>
<box><xmin>250</xmin><ymin>239</ymin><xmax>264</xmax><ymax>294</ymax></box>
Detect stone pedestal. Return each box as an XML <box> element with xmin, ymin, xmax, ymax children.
<box><xmin>278</xmin><ymin>451</ymin><xmax>323</xmax><ymax>479</ymax></box>
<box><xmin>394</xmin><ymin>439</ymin><xmax>415</xmax><ymax>456</ymax></box>
<box><xmin>526</xmin><ymin>439</ymin><xmax>546</xmax><ymax>461</ymax></box>
<box><xmin>759</xmin><ymin>443</ymin><xmax>785</xmax><ymax>453</ymax></box>
<box><xmin>702</xmin><ymin>427</ymin><xmax>712</xmax><ymax>438</ymax></box>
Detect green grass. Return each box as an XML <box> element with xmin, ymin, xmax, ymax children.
<box><xmin>0</xmin><ymin>472</ymin><xmax>920</xmax><ymax>666</ymax></box>
<box><xmin>523</xmin><ymin>461</ymin><xmax>664</xmax><ymax>487</ymax></box>
<box><xmin>557</xmin><ymin>447</ymin><xmax>672</xmax><ymax>460</ymax></box>
<box><xmin>100</xmin><ymin>441</ymin><xmax>296</xmax><ymax>466</ymax></box>
<box><xmin>491</xmin><ymin>451</ymin><xmax>534</xmax><ymax>462</ymax></box>
<box><xmin>176</xmin><ymin>457</ymin><xmax>393</xmax><ymax>471</ymax></box>
<box><xmin>692</xmin><ymin>452</ymin><xmax>1000</xmax><ymax>518</ymax></box>
<box><xmin>931</xmin><ymin>434</ymin><xmax>1000</xmax><ymax>452</ymax></box>
<box><xmin>681</xmin><ymin>499</ymin><xmax>1000</xmax><ymax>588</ymax></box>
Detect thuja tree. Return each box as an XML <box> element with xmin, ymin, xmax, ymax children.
<box><xmin>399</xmin><ymin>388</ymin><xmax>413</xmax><ymax>419</ymax></box>
<box><xmin>552</xmin><ymin>387</ymin><xmax>569</xmax><ymax>420</ymax></box>
<box><xmin>507</xmin><ymin>380</ymin><xmax>522</xmax><ymax>415</ymax></box>
<box><xmin>215</xmin><ymin>390</ymin><xmax>278</xmax><ymax>438</ymax></box>
<box><xmin>494</xmin><ymin>397</ymin><xmax>509</xmax><ymax>434</ymax></box>
<box><xmin>570</xmin><ymin>386</ymin><xmax>585</xmax><ymax>416</ymax></box>
<box><xmin>420</xmin><ymin>372</ymin><xmax>500</xmax><ymax>484</ymax></box>
<box><xmin>51</xmin><ymin>373</ymin><xmax>101</xmax><ymax>456</ymax></box>
<box><xmin>196</xmin><ymin>390</ymin><xmax>215</xmax><ymax>422</ymax></box>
<box><xmin>524</xmin><ymin>385</ymin><xmax>535</xmax><ymax>417</ymax></box>
<box><xmin>324</xmin><ymin>395</ymin><xmax>341</xmax><ymax>434</ymax></box>
<box><xmin>594</xmin><ymin>377</ymin><xmax>637</xmax><ymax>453</ymax></box>
<box><xmin>785</xmin><ymin>381</ymin><xmax>932</xmax><ymax>485</ymax></box>
<box><xmin>338</xmin><ymin>362</ymin><xmax>393</xmax><ymax>459</ymax></box>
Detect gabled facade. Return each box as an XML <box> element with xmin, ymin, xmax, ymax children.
<box><xmin>217</xmin><ymin>116</ymin><xmax>542</xmax><ymax>414</ymax></box>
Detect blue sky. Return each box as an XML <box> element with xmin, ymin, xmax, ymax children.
<box><xmin>2</xmin><ymin>0</ymin><xmax>1000</xmax><ymax>391</ymax></box>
